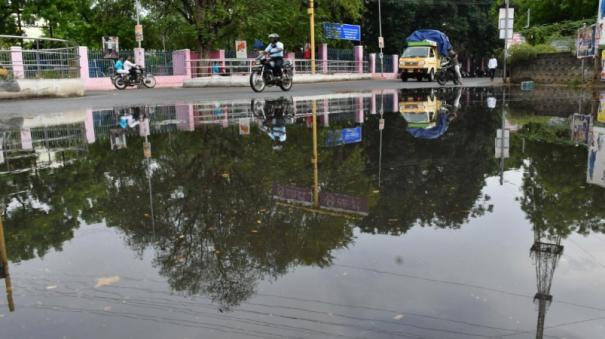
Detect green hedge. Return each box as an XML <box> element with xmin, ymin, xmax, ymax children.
<box><xmin>508</xmin><ymin>43</ymin><xmax>558</xmax><ymax>65</ymax></box>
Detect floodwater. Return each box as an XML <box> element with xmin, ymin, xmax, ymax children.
<box><xmin>0</xmin><ymin>87</ymin><xmax>605</xmax><ymax>339</ymax></box>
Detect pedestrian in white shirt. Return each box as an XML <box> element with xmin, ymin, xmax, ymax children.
<box><xmin>488</xmin><ymin>56</ymin><xmax>498</xmax><ymax>81</ymax></box>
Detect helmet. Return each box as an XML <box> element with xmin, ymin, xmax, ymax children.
<box><xmin>268</xmin><ymin>33</ymin><xmax>280</xmax><ymax>40</ymax></box>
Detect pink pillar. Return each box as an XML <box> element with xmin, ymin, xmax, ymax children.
<box><xmin>371</xmin><ymin>91</ymin><xmax>377</xmax><ymax>115</ymax></box>
<box><xmin>172</xmin><ymin>49</ymin><xmax>191</xmax><ymax>78</ymax></box>
<box><xmin>134</xmin><ymin>48</ymin><xmax>145</xmax><ymax>66</ymax></box>
<box><xmin>84</xmin><ymin>109</ymin><xmax>96</xmax><ymax>144</ymax></box>
<box><xmin>356</xmin><ymin>97</ymin><xmax>364</xmax><ymax>124</ymax></box>
<box><xmin>392</xmin><ymin>91</ymin><xmax>399</xmax><ymax>113</ymax></box>
<box><xmin>176</xmin><ymin>103</ymin><xmax>195</xmax><ymax>131</ymax></box>
<box><xmin>10</xmin><ymin>46</ymin><xmax>24</xmax><ymax>79</ymax></box>
<box><xmin>287</xmin><ymin>52</ymin><xmax>296</xmax><ymax>74</ymax></box>
<box><xmin>20</xmin><ymin>129</ymin><xmax>32</xmax><ymax>150</ymax></box>
<box><xmin>320</xmin><ymin>43</ymin><xmax>328</xmax><ymax>74</ymax></box>
<box><xmin>369</xmin><ymin>53</ymin><xmax>376</xmax><ymax>76</ymax></box>
<box><xmin>322</xmin><ymin>99</ymin><xmax>330</xmax><ymax>127</ymax></box>
<box><xmin>392</xmin><ymin>55</ymin><xmax>399</xmax><ymax>75</ymax></box>
<box><xmin>78</xmin><ymin>46</ymin><xmax>89</xmax><ymax>80</ymax></box>
<box><xmin>354</xmin><ymin>46</ymin><xmax>364</xmax><ymax>73</ymax></box>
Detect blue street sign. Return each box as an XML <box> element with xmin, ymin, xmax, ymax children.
<box><xmin>323</xmin><ymin>23</ymin><xmax>361</xmax><ymax>41</ymax></box>
<box><xmin>326</xmin><ymin>127</ymin><xmax>362</xmax><ymax>146</ymax></box>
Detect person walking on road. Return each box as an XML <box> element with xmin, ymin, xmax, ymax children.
<box><xmin>488</xmin><ymin>56</ymin><xmax>498</xmax><ymax>81</ymax></box>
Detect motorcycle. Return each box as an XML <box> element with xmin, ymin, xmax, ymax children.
<box><xmin>436</xmin><ymin>59</ymin><xmax>462</xmax><ymax>86</ymax></box>
<box><xmin>113</xmin><ymin>65</ymin><xmax>157</xmax><ymax>90</ymax></box>
<box><xmin>249</xmin><ymin>54</ymin><xmax>293</xmax><ymax>93</ymax></box>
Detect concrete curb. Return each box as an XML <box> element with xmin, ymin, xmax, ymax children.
<box><xmin>183</xmin><ymin>73</ymin><xmax>372</xmax><ymax>88</ymax></box>
<box><xmin>0</xmin><ymin>79</ymin><xmax>85</xmax><ymax>99</ymax></box>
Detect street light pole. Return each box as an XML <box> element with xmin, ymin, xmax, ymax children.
<box><xmin>135</xmin><ymin>0</ymin><xmax>141</xmax><ymax>49</ymax></box>
<box><xmin>378</xmin><ymin>0</ymin><xmax>384</xmax><ymax>76</ymax></box>
<box><xmin>308</xmin><ymin>0</ymin><xmax>316</xmax><ymax>75</ymax></box>
<box><xmin>503</xmin><ymin>0</ymin><xmax>509</xmax><ymax>83</ymax></box>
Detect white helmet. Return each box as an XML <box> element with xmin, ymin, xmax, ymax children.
<box><xmin>268</xmin><ymin>33</ymin><xmax>280</xmax><ymax>40</ymax></box>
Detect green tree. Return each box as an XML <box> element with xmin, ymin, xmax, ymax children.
<box><xmin>514</xmin><ymin>0</ymin><xmax>598</xmax><ymax>26</ymax></box>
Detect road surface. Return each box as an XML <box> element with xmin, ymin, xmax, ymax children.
<box><xmin>0</xmin><ymin>78</ymin><xmax>500</xmax><ymax>116</ymax></box>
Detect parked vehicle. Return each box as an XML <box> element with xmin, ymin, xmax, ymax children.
<box><xmin>113</xmin><ymin>65</ymin><xmax>156</xmax><ymax>90</ymax></box>
<box><xmin>401</xmin><ymin>29</ymin><xmax>452</xmax><ymax>82</ymax></box>
<box><xmin>249</xmin><ymin>54</ymin><xmax>293</xmax><ymax>93</ymax></box>
<box><xmin>399</xmin><ymin>41</ymin><xmax>441</xmax><ymax>82</ymax></box>
<box><xmin>436</xmin><ymin>59</ymin><xmax>461</xmax><ymax>86</ymax></box>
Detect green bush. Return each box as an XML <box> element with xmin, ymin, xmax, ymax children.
<box><xmin>521</xmin><ymin>19</ymin><xmax>595</xmax><ymax>45</ymax></box>
<box><xmin>508</xmin><ymin>43</ymin><xmax>558</xmax><ymax>65</ymax></box>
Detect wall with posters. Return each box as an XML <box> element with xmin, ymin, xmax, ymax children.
<box><xmin>510</xmin><ymin>52</ymin><xmax>596</xmax><ymax>83</ymax></box>
<box><xmin>587</xmin><ymin>126</ymin><xmax>605</xmax><ymax>188</ymax></box>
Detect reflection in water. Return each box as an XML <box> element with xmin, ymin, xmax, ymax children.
<box><xmin>1</xmin><ymin>88</ymin><xmax>605</xmax><ymax>337</ymax></box>
<box><xmin>0</xmin><ymin>213</ymin><xmax>14</xmax><ymax>312</ymax></box>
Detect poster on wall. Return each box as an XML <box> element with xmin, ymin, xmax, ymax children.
<box><xmin>571</xmin><ymin>114</ymin><xmax>592</xmax><ymax>145</ymax></box>
<box><xmin>577</xmin><ymin>24</ymin><xmax>597</xmax><ymax>58</ymax></box>
<box><xmin>235</xmin><ymin>40</ymin><xmax>247</xmax><ymax>59</ymax></box>
<box><xmin>102</xmin><ymin>36</ymin><xmax>119</xmax><ymax>59</ymax></box>
<box><xmin>599</xmin><ymin>92</ymin><xmax>605</xmax><ymax>123</ymax></box>
<box><xmin>587</xmin><ymin>126</ymin><xmax>605</xmax><ymax>188</ymax></box>
<box><xmin>599</xmin><ymin>0</ymin><xmax>605</xmax><ymax>46</ymax></box>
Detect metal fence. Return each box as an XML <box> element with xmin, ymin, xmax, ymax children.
<box><xmin>88</xmin><ymin>50</ymin><xmax>134</xmax><ymax>78</ymax></box>
<box><xmin>145</xmin><ymin>50</ymin><xmax>173</xmax><ymax>76</ymax></box>
<box><xmin>189</xmin><ymin>58</ymin><xmax>369</xmax><ymax>77</ymax></box>
<box><xmin>328</xmin><ymin>48</ymin><xmax>355</xmax><ymax>61</ymax></box>
<box><xmin>21</xmin><ymin>47</ymin><xmax>80</xmax><ymax>79</ymax></box>
<box><xmin>1</xmin><ymin>35</ymin><xmax>81</xmax><ymax>80</ymax></box>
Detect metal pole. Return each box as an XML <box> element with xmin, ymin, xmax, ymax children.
<box><xmin>503</xmin><ymin>0</ymin><xmax>510</xmax><ymax>83</ymax></box>
<box><xmin>500</xmin><ymin>87</ymin><xmax>506</xmax><ymax>186</ymax></box>
<box><xmin>136</xmin><ymin>0</ymin><xmax>142</xmax><ymax>49</ymax></box>
<box><xmin>311</xmin><ymin>100</ymin><xmax>319</xmax><ymax>208</ymax></box>
<box><xmin>378</xmin><ymin>0</ymin><xmax>384</xmax><ymax>76</ymax></box>
<box><xmin>309</xmin><ymin>0</ymin><xmax>316</xmax><ymax>75</ymax></box>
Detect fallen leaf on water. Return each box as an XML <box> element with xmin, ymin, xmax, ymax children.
<box><xmin>95</xmin><ymin>276</ymin><xmax>121</xmax><ymax>288</ymax></box>
<box><xmin>372</xmin><ymin>190</ymin><xmax>380</xmax><ymax>194</ymax></box>
<box><xmin>393</xmin><ymin>314</ymin><xmax>404</xmax><ymax>320</ymax></box>
<box><xmin>46</xmin><ymin>285</ymin><xmax>58</xmax><ymax>290</ymax></box>
<box><xmin>143</xmin><ymin>213</ymin><xmax>150</xmax><ymax>218</ymax></box>
<box><xmin>250</xmin><ymin>229</ymin><xmax>258</xmax><ymax>233</ymax></box>
<box><xmin>256</xmin><ymin>220</ymin><xmax>262</xmax><ymax>224</ymax></box>
<box><xmin>103</xmin><ymin>306</ymin><xmax>112</xmax><ymax>312</ymax></box>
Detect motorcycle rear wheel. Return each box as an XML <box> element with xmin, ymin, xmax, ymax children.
<box><xmin>143</xmin><ymin>75</ymin><xmax>157</xmax><ymax>88</ymax></box>
<box><xmin>279</xmin><ymin>71</ymin><xmax>293</xmax><ymax>91</ymax></box>
<box><xmin>250</xmin><ymin>72</ymin><xmax>266</xmax><ymax>93</ymax></box>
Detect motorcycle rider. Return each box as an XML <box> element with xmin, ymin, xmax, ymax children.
<box><xmin>265</xmin><ymin>33</ymin><xmax>284</xmax><ymax>77</ymax></box>
<box><xmin>123</xmin><ymin>56</ymin><xmax>138</xmax><ymax>82</ymax></box>
<box><xmin>449</xmin><ymin>51</ymin><xmax>463</xmax><ymax>85</ymax></box>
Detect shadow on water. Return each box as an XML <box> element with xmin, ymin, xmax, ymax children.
<box><xmin>1</xmin><ymin>86</ymin><xmax>605</xmax><ymax>337</ymax></box>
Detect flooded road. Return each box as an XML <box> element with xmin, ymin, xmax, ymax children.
<box><xmin>0</xmin><ymin>87</ymin><xmax>605</xmax><ymax>338</ymax></box>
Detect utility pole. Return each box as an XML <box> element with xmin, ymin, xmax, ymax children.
<box><xmin>503</xmin><ymin>0</ymin><xmax>510</xmax><ymax>83</ymax></box>
<box><xmin>308</xmin><ymin>0</ymin><xmax>316</xmax><ymax>75</ymax></box>
<box><xmin>0</xmin><ymin>213</ymin><xmax>14</xmax><ymax>312</ymax></box>
<box><xmin>135</xmin><ymin>0</ymin><xmax>141</xmax><ymax>49</ymax></box>
<box><xmin>378</xmin><ymin>0</ymin><xmax>384</xmax><ymax>76</ymax></box>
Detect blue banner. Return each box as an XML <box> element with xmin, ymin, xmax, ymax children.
<box><xmin>323</xmin><ymin>23</ymin><xmax>361</xmax><ymax>41</ymax></box>
<box><xmin>326</xmin><ymin>127</ymin><xmax>362</xmax><ymax>146</ymax></box>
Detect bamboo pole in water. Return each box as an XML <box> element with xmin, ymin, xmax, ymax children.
<box><xmin>0</xmin><ymin>215</ymin><xmax>14</xmax><ymax>312</ymax></box>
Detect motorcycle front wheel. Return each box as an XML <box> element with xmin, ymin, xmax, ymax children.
<box><xmin>114</xmin><ymin>77</ymin><xmax>128</xmax><ymax>90</ymax></box>
<box><xmin>279</xmin><ymin>70</ymin><xmax>293</xmax><ymax>92</ymax></box>
<box><xmin>250</xmin><ymin>71</ymin><xmax>266</xmax><ymax>93</ymax></box>
<box><xmin>143</xmin><ymin>74</ymin><xmax>157</xmax><ymax>88</ymax></box>
<box><xmin>436</xmin><ymin>71</ymin><xmax>447</xmax><ymax>86</ymax></box>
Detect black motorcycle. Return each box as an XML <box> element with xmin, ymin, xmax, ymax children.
<box><xmin>249</xmin><ymin>54</ymin><xmax>293</xmax><ymax>93</ymax></box>
<box><xmin>436</xmin><ymin>59</ymin><xmax>462</xmax><ymax>86</ymax></box>
<box><xmin>114</xmin><ymin>65</ymin><xmax>157</xmax><ymax>90</ymax></box>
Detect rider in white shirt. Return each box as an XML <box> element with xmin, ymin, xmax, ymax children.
<box><xmin>488</xmin><ymin>56</ymin><xmax>498</xmax><ymax>81</ymax></box>
<box><xmin>265</xmin><ymin>33</ymin><xmax>284</xmax><ymax>77</ymax></box>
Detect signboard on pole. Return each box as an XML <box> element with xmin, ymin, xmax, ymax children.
<box><xmin>323</xmin><ymin>23</ymin><xmax>361</xmax><ymax>41</ymax></box>
<box><xmin>571</xmin><ymin>114</ymin><xmax>592</xmax><ymax>145</ymax></box>
<box><xmin>495</xmin><ymin>129</ymin><xmax>510</xmax><ymax>159</ymax></box>
<box><xmin>135</xmin><ymin>24</ymin><xmax>144</xmax><ymax>42</ymax></box>
<box><xmin>102</xmin><ymin>36</ymin><xmax>119</xmax><ymax>59</ymax></box>
<box><xmin>598</xmin><ymin>0</ymin><xmax>605</xmax><ymax>46</ymax></box>
<box><xmin>378</xmin><ymin>36</ymin><xmax>384</xmax><ymax>49</ymax></box>
<box><xmin>587</xmin><ymin>126</ymin><xmax>605</xmax><ymax>188</ymax></box>
<box><xmin>577</xmin><ymin>25</ymin><xmax>596</xmax><ymax>59</ymax></box>
<box><xmin>326</xmin><ymin>127</ymin><xmax>362</xmax><ymax>146</ymax></box>
<box><xmin>235</xmin><ymin>40</ymin><xmax>247</xmax><ymax>59</ymax></box>
<box><xmin>498</xmin><ymin>8</ymin><xmax>514</xmax><ymax>40</ymax></box>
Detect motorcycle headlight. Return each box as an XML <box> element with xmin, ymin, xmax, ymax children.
<box><xmin>255</xmin><ymin>60</ymin><xmax>261</xmax><ymax>65</ymax></box>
